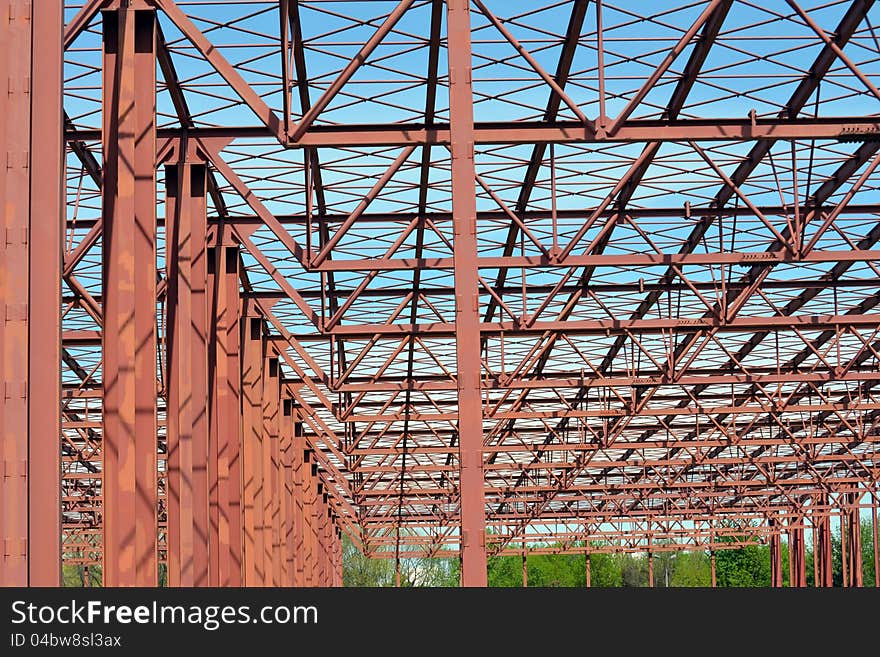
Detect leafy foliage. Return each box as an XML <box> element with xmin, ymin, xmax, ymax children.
<box><xmin>342</xmin><ymin>520</ymin><xmax>878</xmax><ymax>588</ymax></box>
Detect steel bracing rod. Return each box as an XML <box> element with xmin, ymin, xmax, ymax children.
<box><xmin>345</xmin><ymin>437</ymin><xmax>878</xmax><ymax>500</ymax></box>
<box><xmin>333</xmin><ymin>367</ymin><xmax>880</xmax><ymax>393</ymax></box>
<box><xmin>381</xmin><ymin>0</ymin><xmax>734</xmax><ymax>508</ymax></box>
<box><xmin>283</xmin><ymin>3</ymin><xmax>341</xmax><ymax>298</ymax></box>
<box><xmin>51</xmin><ymin>0</ymin><xmax>880</xmax><ymax>569</ymax></box>
<box><xmin>288</xmin><ymin>0</ymin><xmax>416</xmax><ymax>143</ymax></box>
<box><xmin>153</xmin><ymin>0</ymin><xmax>285</xmax><ymax>142</ymax></box>
<box><xmin>61</xmin><ymin>201</ymin><xmax>880</xmax><ymax>231</ymax></box>
<box><xmin>487</xmin><ymin>0</ymin><xmax>879</xmax><ymax>548</ymax></box>
<box><xmin>398</xmin><ymin>0</ymin><xmax>445</xmax><ymax>572</ymax></box>
<box><xmin>590</xmin><ymin>146</ymin><xmax>880</xmax><ymax>518</ymax></box>
<box><xmin>339</xmin><ymin>407</ymin><xmax>877</xmax><ymax>507</ymax></box>
<box><xmin>347</xmin><ymin>447</ymin><xmax>879</xmax><ymax>476</ymax></box>
<box><xmin>320</xmin><ymin>313</ymin><xmax>880</xmax><ymax>337</ymax></box>
<box><xmin>287</xmin><ymin>0</ymin><xmax>356</xmax><ymax>512</ymax></box>
<box><xmin>483</xmin><ymin>0</ymin><xmax>589</xmax><ymax>327</ymax></box>
<box><xmin>64</xmin><ymin>116</ymin><xmax>880</xmax><ymax>146</ymax></box>
<box><xmin>471</xmin><ymin>0</ymin><xmax>591</xmax><ymax>126</ymax></box>
<box><xmin>592</xmin><ymin>384</ymin><xmax>880</xmax><ymax>537</ymax></box>
<box><xmin>332</xmin><ymin>416</ymin><xmax>878</xmax><ymax>447</ymax></box>
<box><xmin>292</xmin><ymin>247</ymin><xmax>880</xmax><ymax>272</ymax></box>
<box><xmin>604</xmin><ymin>0</ymin><xmax>729</xmax><ymax>136</ymax></box>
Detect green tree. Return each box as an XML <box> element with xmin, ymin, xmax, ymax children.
<box><xmin>342</xmin><ymin>535</ymin><xmax>394</xmax><ymax>587</ymax></box>
<box><xmin>715</xmin><ymin>542</ymin><xmax>771</xmax><ymax>587</ymax></box>
<box><xmin>831</xmin><ymin>520</ymin><xmax>878</xmax><ymax>587</ymax></box>
<box><xmin>62</xmin><ymin>563</ymin><xmax>102</xmax><ymax>587</ymax></box>
<box><xmin>670</xmin><ymin>551</ymin><xmax>711</xmax><ymax>587</ymax></box>
<box><xmin>651</xmin><ymin>549</ymin><xmax>676</xmax><ymax>587</ymax></box>
<box><xmin>487</xmin><ymin>554</ymin><xmax>522</xmax><ymax>587</ymax></box>
<box><xmin>588</xmin><ymin>551</ymin><xmax>623</xmax><ymax>587</ymax></box>
<box><xmin>620</xmin><ymin>553</ymin><xmax>648</xmax><ymax>587</ymax></box>
<box><xmin>397</xmin><ymin>556</ymin><xmax>459</xmax><ymax>587</ymax></box>
<box><xmin>526</xmin><ymin>553</ymin><xmax>583</xmax><ymax>587</ymax></box>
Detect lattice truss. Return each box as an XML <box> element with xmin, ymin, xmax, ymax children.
<box><xmin>61</xmin><ymin>0</ymin><xmax>880</xmax><ymax>564</ymax></box>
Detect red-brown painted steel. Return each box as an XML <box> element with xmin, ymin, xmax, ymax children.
<box><xmin>816</xmin><ymin>495</ymin><xmax>834</xmax><ymax>587</ymax></box>
<box><xmin>0</xmin><ymin>0</ymin><xmax>63</xmax><ymax>587</ymax></box>
<box><xmin>447</xmin><ymin>0</ymin><xmax>487</xmax><ymax>587</ymax></box>
<box><xmin>241</xmin><ymin>311</ymin><xmax>265</xmax><ymax>586</ymax></box>
<box><xmin>7</xmin><ymin>0</ymin><xmax>880</xmax><ymax>588</ymax></box>
<box><xmin>262</xmin><ymin>353</ymin><xmax>280</xmax><ymax>585</ymax></box>
<box><xmin>28</xmin><ymin>0</ymin><xmax>64</xmax><ymax>587</ymax></box>
<box><xmin>1</xmin><ymin>0</ymin><xmax>33</xmax><ymax>586</ymax></box>
<box><xmin>100</xmin><ymin>6</ymin><xmax>158</xmax><ymax>587</ymax></box>
<box><xmin>292</xmin><ymin>421</ymin><xmax>306</xmax><ymax>587</ymax></box>
<box><xmin>281</xmin><ymin>399</ymin><xmax>293</xmax><ymax>585</ymax></box>
<box><xmin>845</xmin><ymin>492</ymin><xmax>863</xmax><ymax>587</ymax></box>
<box><xmin>165</xmin><ymin>154</ymin><xmax>210</xmax><ymax>586</ymax></box>
<box><xmin>207</xmin><ymin>233</ymin><xmax>243</xmax><ymax>585</ymax></box>
<box><xmin>789</xmin><ymin>520</ymin><xmax>807</xmax><ymax>588</ymax></box>
<box><xmin>769</xmin><ymin>520</ymin><xmax>783</xmax><ymax>588</ymax></box>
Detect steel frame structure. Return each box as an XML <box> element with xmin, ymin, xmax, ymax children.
<box><xmin>3</xmin><ymin>0</ymin><xmax>880</xmax><ymax>587</ymax></box>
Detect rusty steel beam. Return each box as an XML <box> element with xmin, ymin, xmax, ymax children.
<box><xmin>789</xmin><ymin>518</ymin><xmax>807</xmax><ymax>588</ymax></box>
<box><xmin>309</xmin><ymin>249</ymin><xmax>880</xmax><ymax>272</ymax></box>
<box><xmin>207</xmin><ymin>231</ymin><xmax>243</xmax><ymax>586</ymax></box>
<box><xmin>262</xmin><ymin>351</ymin><xmax>281</xmax><ymax>586</ymax></box>
<box><xmin>29</xmin><ymin>0</ymin><xmax>880</xmax><ymax>587</ymax></box>
<box><xmin>281</xmin><ymin>399</ymin><xmax>294</xmax><ymax>586</ymax></box>
<box><xmin>292</xmin><ymin>420</ymin><xmax>306</xmax><ymax>587</ymax></box>
<box><xmin>845</xmin><ymin>491</ymin><xmax>864</xmax><ymax>587</ymax></box>
<box><xmin>100</xmin><ymin>6</ymin><xmax>158</xmax><ymax>587</ymax></box>
<box><xmin>240</xmin><ymin>311</ymin><xmax>266</xmax><ymax>586</ymax></box>
<box><xmin>323</xmin><ymin>313</ymin><xmax>880</xmax><ymax>338</ymax></box>
<box><xmin>64</xmin><ymin>116</ymin><xmax>880</xmax><ymax>147</ymax></box>
<box><xmin>448</xmin><ymin>0</ymin><xmax>487</xmax><ymax>587</ymax></box>
<box><xmin>165</xmin><ymin>151</ymin><xmax>210</xmax><ymax>587</ymax></box>
<box><xmin>0</xmin><ymin>0</ymin><xmax>63</xmax><ymax>586</ymax></box>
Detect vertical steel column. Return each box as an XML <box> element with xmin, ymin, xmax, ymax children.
<box><xmin>846</xmin><ymin>492</ymin><xmax>863</xmax><ymax>587</ymax></box>
<box><xmin>316</xmin><ymin>485</ymin><xmax>327</xmax><ymax>586</ymax></box>
<box><xmin>816</xmin><ymin>495</ymin><xmax>833</xmax><ymax>587</ymax></box>
<box><xmin>789</xmin><ymin>519</ymin><xmax>806</xmax><ymax>587</ymax></box>
<box><xmin>521</xmin><ymin>551</ymin><xmax>527</xmax><ymax>587</ymax></box>
<box><xmin>262</xmin><ymin>353</ymin><xmax>281</xmax><ymax>585</ymax></box>
<box><xmin>841</xmin><ymin>501</ymin><xmax>849</xmax><ymax>587</ymax></box>
<box><xmin>101</xmin><ymin>6</ymin><xmax>158</xmax><ymax>587</ymax></box>
<box><xmin>325</xmin><ymin>500</ymin><xmax>332</xmax><ymax>586</ymax></box>
<box><xmin>335</xmin><ymin>527</ymin><xmax>343</xmax><ymax>586</ymax></box>
<box><xmin>769</xmin><ymin>518</ymin><xmax>782</xmax><ymax>587</ymax></box>
<box><xmin>648</xmin><ymin>552</ymin><xmax>654</xmax><ymax>588</ymax></box>
<box><xmin>301</xmin><ymin>449</ymin><xmax>313</xmax><ymax>586</ymax></box>
<box><xmin>241</xmin><ymin>311</ymin><xmax>265</xmax><ymax>585</ymax></box>
<box><xmin>0</xmin><ymin>0</ymin><xmax>63</xmax><ymax>587</ymax></box>
<box><xmin>338</xmin><ymin>529</ymin><xmax>344</xmax><ymax>586</ymax></box>
<box><xmin>447</xmin><ymin>0</ymin><xmax>487</xmax><ymax>587</ymax></box>
<box><xmin>873</xmin><ymin>495</ymin><xmax>879</xmax><ymax>588</ymax></box>
<box><xmin>292</xmin><ymin>420</ymin><xmax>305</xmax><ymax>587</ymax></box>
<box><xmin>165</xmin><ymin>154</ymin><xmax>210</xmax><ymax>587</ymax></box>
<box><xmin>0</xmin><ymin>0</ymin><xmax>30</xmax><ymax>586</ymax></box>
<box><xmin>710</xmin><ymin>550</ymin><xmax>717</xmax><ymax>588</ymax></box>
<box><xmin>281</xmin><ymin>399</ymin><xmax>294</xmax><ymax>586</ymax></box>
<box><xmin>304</xmin><ymin>452</ymin><xmax>318</xmax><ymax>586</ymax></box>
<box><xmin>28</xmin><ymin>0</ymin><xmax>63</xmax><ymax>587</ymax></box>
<box><xmin>207</xmin><ymin>236</ymin><xmax>242</xmax><ymax>585</ymax></box>
<box><xmin>585</xmin><ymin>549</ymin><xmax>591</xmax><ymax>588</ymax></box>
